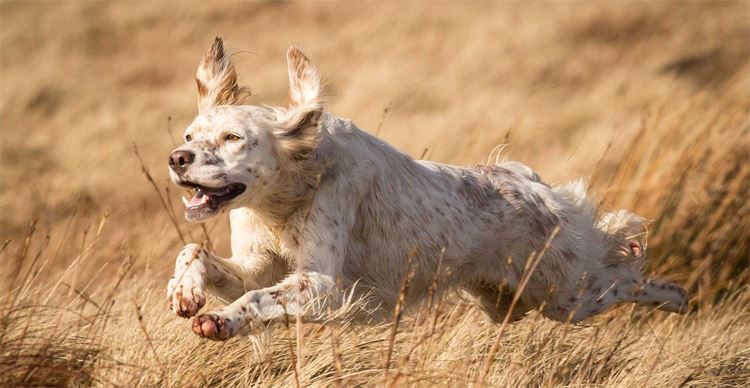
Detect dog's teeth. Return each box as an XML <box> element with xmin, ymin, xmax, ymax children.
<box><xmin>182</xmin><ymin>196</ymin><xmax>189</xmax><ymax>206</ymax></box>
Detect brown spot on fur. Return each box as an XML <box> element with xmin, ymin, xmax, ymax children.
<box><xmin>528</xmin><ymin>192</ymin><xmax>560</xmax><ymax>238</ymax></box>
<box><xmin>560</xmin><ymin>248</ymin><xmax>576</xmax><ymax>261</ymax></box>
<box><xmin>280</xmin><ymin>111</ymin><xmax>320</xmax><ymax>140</ymax></box>
<box><xmin>269</xmin><ymin>289</ymin><xmax>284</xmax><ymax>300</ymax></box>
<box><xmin>586</xmin><ymin>274</ymin><xmax>600</xmax><ymax>289</ymax></box>
<box><xmin>298</xmin><ymin>278</ymin><xmax>310</xmax><ymax>292</ymax></box>
<box><xmin>202</xmin><ymin>151</ymin><xmax>222</xmax><ymax>166</ymax></box>
<box><xmin>457</xmin><ymin>171</ymin><xmax>500</xmax><ymax>211</ymax></box>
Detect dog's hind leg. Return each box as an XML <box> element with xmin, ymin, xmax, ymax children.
<box><xmin>597</xmin><ymin>210</ymin><xmax>688</xmax><ymax>314</ymax></box>
<box><xmin>541</xmin><ymin>228</ymin><xmax>687</xmax><ymax>322</ymax></box>
<box><xmin>555</xmin><ymin>275</ymin><xmax>689</xmax><ymax>323</ymax></box>
<box><xmin>619</xmin><ymin>278</ymin><xmax>689</xmax><ymax>314</ymax></box>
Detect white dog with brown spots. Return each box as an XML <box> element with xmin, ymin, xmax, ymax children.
<box><xmin>166</xmin><ymin>38</ymin><xmax>688</xmax><ymax>340</ymax></box>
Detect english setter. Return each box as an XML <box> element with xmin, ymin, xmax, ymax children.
<box><xmin>166</xmin><ymin>38</ymin><xmax>688</xmax><ymax>340</ymax></box>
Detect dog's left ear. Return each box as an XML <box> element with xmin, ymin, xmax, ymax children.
<box><xmin>274</xmin><ymin>46</ymin><xmax>324</xmax><ymax>158</ymax></box>
<box><xmin>195</xmin><ymin>37</ymin><xmax>250</xmax><ymax>113</ymax></box>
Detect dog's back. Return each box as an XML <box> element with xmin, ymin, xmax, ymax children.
<box><xmin>310</xmin><ymin>117</ymin><xmax>687</xmax><ymax>321</ymax></box>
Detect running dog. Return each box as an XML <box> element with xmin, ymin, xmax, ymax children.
<box><xmin>166</xmin><ymin>38</ymin><xmax>688</xmax><ymax>340</ymax></box>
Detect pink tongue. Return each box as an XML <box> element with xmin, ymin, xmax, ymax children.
<box><xmin>189</xmin><ymin>195</ymin><xmax>206</xmax><ymax>206</ymax></box>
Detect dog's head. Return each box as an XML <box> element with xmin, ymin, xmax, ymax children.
<box><xmin>169</xmin><ymin>38</ymin><xmax>323</xmax><ymax>222</ymax></box>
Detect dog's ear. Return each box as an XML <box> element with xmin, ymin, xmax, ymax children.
<box><xmin>286</xmin><ymin>46</ymin><xmax>322</xmax><ymax>111</ymax></box>
<box><xmin>195</xmin><ymin>37</ymin><xmax>250</xmax><ymax>113</ymax></box>
<box><xmin>274</xmin><ymin>47</ymin><xmax>324</xmax><ymax>159</ymax></box>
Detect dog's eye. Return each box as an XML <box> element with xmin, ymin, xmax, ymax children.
<box><xmin>185</xmin><ymin>134</ymin><xmax>192</xmax><ymax>142</ymax></box>
<box><xmin>225</xmin><ymin>133</ymin><xmax>242</xmax><ymax>142</ymax></box>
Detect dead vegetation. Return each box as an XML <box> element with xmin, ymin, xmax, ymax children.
<box><xmin>1</xmin><ymin>1</ymin><xmax>748</xmax><ymax>386</ymax></box>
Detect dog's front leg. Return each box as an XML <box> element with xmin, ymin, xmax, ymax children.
<box><xmin>167</xmin><ymin>243</ymin><xmax>210</xmax><ymax>317</ymax></box>
<box><xmin>191</xmin><ymin>272</ymin><xmax>336</xmax><ymax>340</ymax></box>
<box><xmin>167</xmin><ymin>243</ymin><xmax>272</xmax><ymax>318</ymax></box>
<box><xmin>190</xmin><ymin>196</ymin><xmax>348</xmax><ymax>340</ymax></box>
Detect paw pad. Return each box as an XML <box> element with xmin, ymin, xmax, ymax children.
<box><xmin>192</xmin><ymin>314</ymin><xmax>231</xmax><ymax>340</ymax></box>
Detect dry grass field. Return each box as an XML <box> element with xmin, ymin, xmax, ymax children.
<box><xmin>1</xmin><ymin>1</ymin><xmax>749</xmax><ymax>386</ymax></box>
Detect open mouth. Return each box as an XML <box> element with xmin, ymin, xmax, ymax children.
<box><xmin>178</xmin><ymin>182</ymin><xmax>246</xmax><ymax>220</ymax></box>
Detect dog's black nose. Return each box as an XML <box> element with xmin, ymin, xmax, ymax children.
<box><xmin>169</xmin><ymin>150</ymin><xmax>195</xmax><ymax>174</ymax></box>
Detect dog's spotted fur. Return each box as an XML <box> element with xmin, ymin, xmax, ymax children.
<box><xmin>166</xmin><ymin>39</ymin><xmax>688</xmax><ymax>340</ymax></box>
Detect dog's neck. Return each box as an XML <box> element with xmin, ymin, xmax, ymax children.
<box><xmin>245</xmin><ymin>144</ymin><xmax>330</xmax><ymax>230</ymax></box>
<box><xmin>253</xmin><ymin>172</ymin><xmax>318</xmax><ymax>228</ymax></box>
<box><xmin>227</xmin><ymin>162</ymin><xmax>322</xmax><ymax>266</ymax></box>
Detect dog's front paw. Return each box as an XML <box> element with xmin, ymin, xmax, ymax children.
<box><xmin>192</xmin><ymin>313</ymin><xmax>232</xmax><ymax>340</ymax></box>
<box><xmin>191</xmin><ymin>306</ymin><xmax>262</xmax><ymax>340</ymax></box>
<box><xmin>167</xmin><ymin>244</ymin><xmax>207</xmax><ymax>318</ymax></box>
<box><xmin>168</xmin><ymin>276</ymin><xmax>206</xmax><ymax>318</ymax></box>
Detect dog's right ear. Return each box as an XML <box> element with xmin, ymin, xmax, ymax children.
<box><xmin>195</xmin><ymin>37</ymin><xmax>250</xmax><ymax>113</ymax></box>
